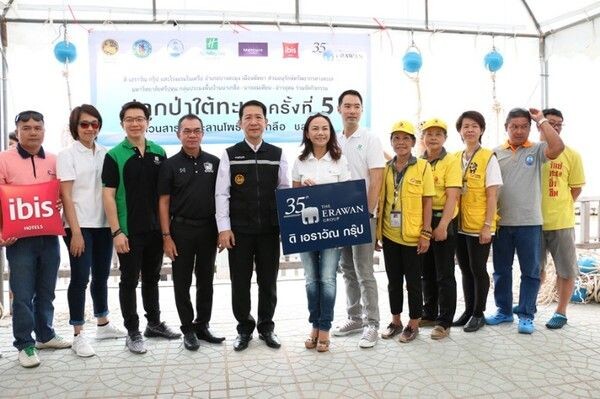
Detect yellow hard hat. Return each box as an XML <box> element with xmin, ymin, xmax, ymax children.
<box><xmin>420</xmin><ymin>118</ymin><xmax>447</xmax><ymax>132</ymax></box>
<box><xmin>390</xmin><ymin>120</ymin><xmax>415</xmax><ymax>136</ymax></box>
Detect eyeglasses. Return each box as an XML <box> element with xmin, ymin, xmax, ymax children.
<box><xmin>181</xmin><ymin>128</ymin><xmax>203</xmax><ymax>135</ymax></box>
<box><xmin>123</xmin><ymin>117</ymin><xmax>148</xmax><ymax>124</ymax></box>
<box><xmin>15</xmin><ymin>110</ymin><xmax>44</xmax><ymax>124</ymax></box>
<box><xmin>79</xmin><ymin>121</ymin><xmax>100</xmax><ymax>129</ymax></box>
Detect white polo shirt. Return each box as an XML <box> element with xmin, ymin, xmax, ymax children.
<box><xmin>291</xmin><ymin>152</ymin><xmax>351</xmax><ymax>185</ymax></box>
<box><xmin>57</xmin><ymin>140</ymin><xmax>108</xmax><ymax>228</ymax></box>
<box><xmin>338</xmin><ymin>127</ymin><xmax>386</xmax><ymax>189</ymax></box>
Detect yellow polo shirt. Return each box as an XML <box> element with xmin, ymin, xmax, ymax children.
<box><xmin>541</xmin><ymin>146</ymin><xmax>585</xmax><ymax>231</ymax></box>
<box><xmin>424</xmin><ymin>149</ymin><xmax>462</xmax><ymax>217</ymax></box>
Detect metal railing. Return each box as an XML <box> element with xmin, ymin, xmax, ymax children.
<box><xmin>576</xmin><ymin>196</ymin><xmax>600</xmax><ymax>249</ymax></box>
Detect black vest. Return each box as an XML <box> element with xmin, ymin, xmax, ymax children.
<box><xmin>227</xmin><ymin>141</ymin><xmax>282</xmax><ymax>234</ymax></box>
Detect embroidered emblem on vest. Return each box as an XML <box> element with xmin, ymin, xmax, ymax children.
<box><xmin>234</xmin><ymin>174</ymin><xmax>245</xmax><ymax>185</ymax></box>
<box><xmin>469</xmin><ymin>162</ymin><xmax>478</xmax><ymax>174</ymax></box>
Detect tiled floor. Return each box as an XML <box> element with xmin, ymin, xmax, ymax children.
<box><xmin>0</xmin><ymin>266</ymin><xmax>599</xmax><ymax>398</ymax></box>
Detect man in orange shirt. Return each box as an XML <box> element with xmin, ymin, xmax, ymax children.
<box><xmin>0</xmin><ymin>111</ymin><xmax>72</xmax><ymax>368</ymax></box>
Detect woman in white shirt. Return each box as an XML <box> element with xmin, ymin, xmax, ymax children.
<box><xmin>452</xmin><ymin>110</ymin><xmax>503</xmax><ymax>332</ymax></box>
<box><xmin>292</xmin><ymin>113</ymin><xmax>351</xmax><ymax>352</ymax></box>
<box><xmin>57</xmin><ymin>104</ymin><xmax>126</xmax><ymax>357</ymax></box>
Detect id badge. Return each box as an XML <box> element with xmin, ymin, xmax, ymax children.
<box><xmin>390</xmin><ymin>211</ymin><xmax>402</xmax><ymax>228</ymax></box>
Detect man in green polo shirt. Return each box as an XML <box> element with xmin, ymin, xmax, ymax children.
<box><xmin>102</xmin><ymin>101</ymin><xmax>180</xmax><ymax>354</ymax></box>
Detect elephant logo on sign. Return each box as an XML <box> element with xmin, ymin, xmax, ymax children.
<box><xmin>301</xmin><ymin>207</ymin><xmax>319</xmax><ymax>225</ymax></box>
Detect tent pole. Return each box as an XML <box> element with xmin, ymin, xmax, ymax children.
<box><xmin>0</xmin><ymin>17</ymin><xmax>6</xmax><ymax>308</ymax></box>
<box><xmin>1</xmin><ymin>18</ymin><xmax>6</xmax><ymax>151</ymax></box>
<box><xmin>539</xmin><ymin>36</ymin><xmax>548</xmax><ymax>109</ymax></box>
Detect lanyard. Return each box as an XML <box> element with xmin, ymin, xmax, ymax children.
<box><xmin>461</xmin><ymin>146</ymin><xmax>481</xmax><ymax>183</ymax></box>
<box><xmin>392</xmin><ymin>161</ymin><xmax>409</xmax><ymax>210</ymax></box>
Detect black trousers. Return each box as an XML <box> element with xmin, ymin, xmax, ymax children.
<box><xmin>382</xmin><ymin>237</ymin><xmax>422</xmax><ymax>320</ymax></box>
<box><xmin>171</xmin><ymin>220</ymin><xmax>218</xmax><ymax>334</ymax></box>
<box><xmin>117</xmin><ymin>231</ymin><xmax>163</xmax><ymax>333</ymax></box>
<box><xmin>228</xmin><ymin>231</ymin><xmax>280</xmax><ymax>335</ymax></box>
<box><xmin>421</xmin><ymin>216</ymin><xmax>457</xmax><ymax>328</ymax></box>
<box><xmin>455</xmin><ymin>233</ymin><xmax>491</xmax><ymax>318</ymax></box>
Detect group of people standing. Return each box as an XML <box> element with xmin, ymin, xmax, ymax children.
<box><xmin>292</xmin><ymin>91</ymin><xmax>584</xmax><ymax>350</ymax></box>
<box><xmin>0</xmin><ymin>88</ymin><xmax>584</xmax><ymax>368</ymax></box>
<box><xmin>373</xmin><ymin>106</ymin><xmax>583</xmax><ymax>344</ymax></box>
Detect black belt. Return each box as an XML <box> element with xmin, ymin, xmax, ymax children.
<box><xmin>172</xmin><ymin>216</ymin><xmax>213</xmax><ymax>227</ymax></box>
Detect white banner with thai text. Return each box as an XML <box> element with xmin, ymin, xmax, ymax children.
<box><xmin>89</xmin><ymin>31</ymin><xmax>371</xmax><ymax>145</ymax></box>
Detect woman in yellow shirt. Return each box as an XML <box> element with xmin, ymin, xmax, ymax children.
<box><xmin>453</xmin><ymin>111</ymin><xmax>502</xmax><ymax>332</ymax></box>
<box><xmin>419</xmin><ymin>118</ymin><xmax>462</xmax><ymax>340</ymax></box>
<box><xmin>376</xmin><ymin>120</ymin><xmax>434</xmax><ymax>343</ymax></box>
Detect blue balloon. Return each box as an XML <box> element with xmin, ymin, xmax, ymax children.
<box><xmin>402</xmin><ymin>51</ymin><xmax>422</xmax><ymax>73</ymax></box>
<box><xmin>54</xmin><ymin>41</ymin><xmax>77</xmax><ymax>64</ymax></box>
<box><xmin>484</xmin><ymin>50</ymin><xmax>503</xmax><ymax>72</ymax></box>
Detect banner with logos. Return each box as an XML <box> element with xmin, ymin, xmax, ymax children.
<box><xmin>275</xmin><ymin>180</ymin><xmax>371</xmax><ymax>255</ymax></box>
<box><xmin>89</xmin><ymin>31</ymin><xmax>371</xmax><ymax>146</ymax></box>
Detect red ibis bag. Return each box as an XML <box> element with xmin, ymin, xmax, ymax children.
<box><xmin>0</xmin><ymin>180</ymin><xmax>65</xmax><ymax>239</ymax></box>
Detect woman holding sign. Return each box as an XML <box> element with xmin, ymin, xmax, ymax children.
<box><xmin>292</xmin><ymin>113</ymin><xmax>351</xmax><ymax>352</ymax></box>
<box><xmin>375</xmin><ymin>120</ymin><xmax>434</xmax><ymax>343</ymax></box>
<box><xmin>57</xmin><ymin>105</ymin><xmax>127</xmax><ymax>358</ymax></box>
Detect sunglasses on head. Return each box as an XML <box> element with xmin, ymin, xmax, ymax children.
<box><xmin>79</xmin><ymin>121</ymin><xmax>100</xmax><ymax>129</ymax></box>
<box><xmin>15</xmin><ymin>110</ymin><xmax>44</xmax><ymax>124</ymax></box>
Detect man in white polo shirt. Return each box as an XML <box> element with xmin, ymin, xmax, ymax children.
<box><xmin>332</xmin><ymin>90</ymin><xmax>385</xmax><ymax>348</ymax></box>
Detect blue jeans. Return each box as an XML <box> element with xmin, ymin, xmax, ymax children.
<box><xmin>300</xmin><ymin>248</ymin><xmax>340</xmax><ymax>331</ymax></box>
<box><xmin>492</xmin><ymin>226</ymin><xmax>542</xmax><ymax>319</ymax></box>
<box><xmin>7</xmin><ymin>236</ymin><xmax>60</xmax><ymax>350</ymax></box>
<box><xmin>64</xmin><ymin>228</ymin><xmax>113</xmax><ymax>326</ymax></box>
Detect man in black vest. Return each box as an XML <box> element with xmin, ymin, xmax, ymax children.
<box><xmin>215</xmin><ymin>100</ymin><xmax>289</xmax><ymax>351</ymax></box>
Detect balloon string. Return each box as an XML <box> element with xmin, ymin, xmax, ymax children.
<box><xmin>372</xmin><ymin>18</ymin><xmax>394</xmax><ymax>54</ymax></box>
<box><xmin>491</xmin><ymin>72</ymin><xmax>502</xmax><ymax>144</ymax></box>
<box><xmin>64</xmin><ymin>62</ymin><xmax>72</xmax><ymax>112</ymax></box>
<box><xmin>413</xmin><ymin>75</ymin><xmax>422</xmax><ymax>124</ymax></box>
<box><xmin>410</xmin><ymin>74</ymin><xmax>424</xmax><ymax>154</ymax></box>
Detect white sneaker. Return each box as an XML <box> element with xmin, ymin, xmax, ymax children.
<box><xmin>72</xmin><ymin>334</ymin><xmax>96</xmax><ymax>357</ymax></box>
<box><xmin>35</xmin><ymin>335</ymin><xmax>72</xmax><ymax>349</ymax></box>
<box><xmin>19</xmin><ymin>346</ymin><xmax>41</xmax><ymax>368</ymax></box>
<box><xmin>96</xmin><ymin>323</ymin><xmax>127</xmax><ymax>339</ymax></box>
<box><xmin>332</xmin><ymin>319</ymin><xmax>364</xmax><ymax>337</ymax></box>
<box><xmin>358</xmin><ymin>325</ymin><xmax>379</xmax><ymax>348</ymax></box>
<box><xmin>126</xmin><ymin>333</ymin><xmax>147</xmax><ymax>354</ymax></box>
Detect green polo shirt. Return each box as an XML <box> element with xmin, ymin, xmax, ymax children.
<box><xmin>101</xmin><ymin>138</ymin><xmax>166</xmax><ymax>236</ymax></box>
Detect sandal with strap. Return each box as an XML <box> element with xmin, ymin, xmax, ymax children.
<box><xmin>316</xmin><ymin>339</ymin><xmax>330</xmax><ymax>353</ymax></box>
<box><xmin>304</xmin><ymin>336</ymin><xmax>318</xmax><ymax>349</ymax></box>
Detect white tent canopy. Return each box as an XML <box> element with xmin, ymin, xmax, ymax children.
<box><xmin>4</xmin><ymin>0</ymin><xmax>600</xmax><ymax>36</ymax></box>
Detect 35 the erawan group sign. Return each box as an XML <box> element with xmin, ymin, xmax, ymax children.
<box><xmin>275</xmin><ymin>180</ymin><xmax>371</xmax><ymax>255</ymax></box>
<box><xmin>89</xmin><ymin>31</ymin><xmax>371</xmax><ymax>146</ymax></box>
